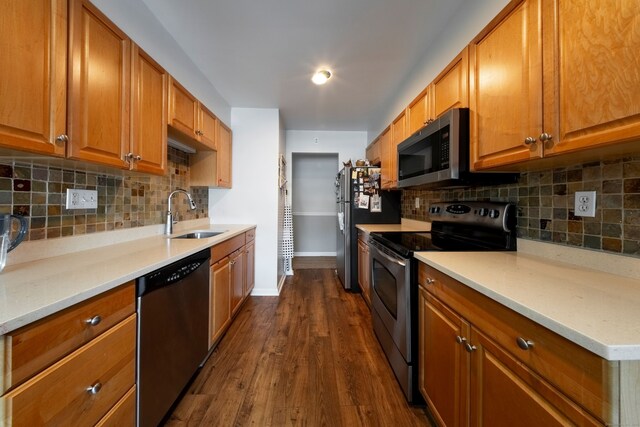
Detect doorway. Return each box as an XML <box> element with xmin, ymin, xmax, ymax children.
<box><xmin>291</xmin><ymin>153</ymin><xmax>339</xmax><ymax>262</ymax></box>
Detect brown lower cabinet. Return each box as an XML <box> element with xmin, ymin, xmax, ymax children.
<box><xmin>357</xmin><ymin>231</ymin><xmax>371</xmax><ymax>306</ymax></box>
<box><xmin>209</xmin><ymin>228</ymin><xmax>256</xmax><ymax>348</ymax></box>
<box><xmin>417</xmin><ymin>262</ymin><xmax>640</xmax><ymax>427</ymax></box>
<box><xmin>0</xmin><ymin>282</ymin><xmax>136</xmax><ymax>426</ymax></box>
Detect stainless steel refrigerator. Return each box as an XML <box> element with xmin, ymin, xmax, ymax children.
<box><xmin>336</xmin><ymin>166</ymin><xmax>401</xmax><ymax>291</ymax></box>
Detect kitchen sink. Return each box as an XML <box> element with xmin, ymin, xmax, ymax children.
<box><xmin>172</xmin><ymin>231</ymin><xmax>226</xmax><ymax>239</ymax></box>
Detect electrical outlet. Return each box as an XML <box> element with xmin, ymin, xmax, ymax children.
<box><xmin>574</xmin><ymin>191</ymin><xmax>596</xmax><ymax>217</ymax></box>
<box><xmin>65</xmin><ymin>189</ymin><xmax>98</xmax><ymax>209</ymax></box>
<box><xmin>415</xmin><ymin>197</ymin><xmax>420</xmax><ymax>209</ymax></box>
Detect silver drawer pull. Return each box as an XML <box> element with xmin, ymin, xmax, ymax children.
<box><xmin>455</xmin><ymin>335</ymin><xmax>466</xmax><ymax>344</ymax></box>
<box><xmin>86</xmin><ymin>382</ymin><xmax>102</xmax><ymax>395</ymax></box>
<box><xmin>425</xmin><ymin>277</ymin><xmax>435</xmax><ymax>285</ymax></box>
<box><xmin>516</xmin><ymin>337</ymin><xmax>534</xmax><ymax>350</ymax></box>
<box><xmin>85</xmin><ymin>315</ymin><xmax>102</xmax><ymax>326</ymax></box>
<box><xmin>464</xmin><ymin>342</ymin><xmax>477</xmax><ymax>353</ymax></box>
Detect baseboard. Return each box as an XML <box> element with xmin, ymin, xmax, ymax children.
<box><xmin>294</xmin><ymin>252</ymin><xmax>336</xmax><ymax>257</ymax></box>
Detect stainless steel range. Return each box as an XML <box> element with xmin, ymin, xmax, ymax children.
<box><xmin>369</xmin><ymin>201</ymin><xmax>517</xmax><ymax>403</ymax></box>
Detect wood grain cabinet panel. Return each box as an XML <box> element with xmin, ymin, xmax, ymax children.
<box><xmin>130</xmin><ymin>44</ymin><xmax>167</xmax><ymax>175</ymax></box>
<box><xmin>210</xmin><ymin>257</ymin><xmax>231</xmax><ymax>348</ymax></box>
<box><xmin>542</xmin><ymin>0</ymin><xmax>640</xmax><ymax>157</ymax></box>
<box><xmin>245</xmin><ymin>238</ymin><xmax>255</xmax><ymax>297</ymax></box>
<box><xmin>199</xmin><ymin>105</ymin><xmax>218</xmax><ymax>150</ymax></box>
<box><xmin>357</xmin><ymin>234</ymin><xmax>371</xmax><ymax>306</ymax></box>
<box><xmin>390</xmin><ymin>110</ymin><xmax>407</xmax><ymax>187</ymax></box>
<box><xmin>67</xmin><ymin>0</ymin><xmax>131</xmax><ymax>168</ymax></box>
<box><xmin>407</xmin><ymin>87</ymin><xmax>431</xmax><ymax>136</ymax></box>
<box><xmin>168</xmin><ymin>76</ymin><xmax>199</xmax><ymax>139</ymax></box>
<box><xmin>379</xmin><ymin>127</ymin><xmax>393</xmax><ymax>189</ymax></box>
<box><xmin>0</xmin><ymin>0</ymin><xmax>67</xmax><ymax>157</ymax></box>
<box><xmin>366</xmin><ymin>136</ymin><xmax>381</xmax><ymax>165</ymax></box>
<box><xmin>230</xmin><ymin>248</ymin><xmax>245</xmax><ymax>316</ymax></box>
<box><xmin>95</xmin><ymin>385</ymin><xmax>136</xmax><ymax>427</ymax></box>
<box><xmin>216</xmin><ymin>121</ymin><xmax>232</xmax><ymax>188</ymax></box>
<box><xmin>432</xmin><ymin>47</ymin><xmax>469</xmax><ymax>119</ymax></box>
<box><xmin>469</xmin><ymin>0</ymin><xmax>543</xmax><ymax>170</ymax></box>
<box><xmin>1</xmin><ymin>282</ymin><xmax>135</xmax><ymax>393</ymax></box>
<box><xmin>1</xmin><ymin>315</ymin><xmax>136</xmax><ymax>427</ymax></box>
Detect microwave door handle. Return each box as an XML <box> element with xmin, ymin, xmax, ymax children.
<box><xmin>373</xmin><ymin>246</ymin><xmax>406</xmax><ymax>267</ymax></box>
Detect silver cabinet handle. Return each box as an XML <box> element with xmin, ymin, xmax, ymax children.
<box><xmin>516</xmin><ymin>337</ymin><xmax>534</xmax><ymax>350</ymax></box>
<box><xmin>455</xmin><ymin>336</ymin><xmax>466</xmax><ymax>344</ymax></box>
<box><xmin>425</xmin><ymin>277</ymin><xmax>435</xmax><ymax>285</ymax></box>
<box><xmin>86</xmin><ymin>382</ymin><xmax>102</xmax><ymax>394</ymax></box>
<box><xmin>539</xmin><ymin>133</ymin><xmax>553</xmax><ymax>142</ymax></box>
<box><xmin>134</xmin><ymin>155</ymin><xmax>142</xmax><ymax>161</ymax></box>
<box><xmin>464</xmin><ymin>342</ymin><xmax>477</xmax><ymax>353</ymax></box>
<box><xmin>524</xmin><ymin>136</ymin><xmax>536</xmax><ymax>145</ymax></box>
<box><xmin>55</xmin><ymin>134</ymin><xmax>69</xmax><ymax>144</ymax></box>
<box><xmin>85</xmin><ymin>315</ymin><xmax>102</xmax><ymax>326</ymax></box>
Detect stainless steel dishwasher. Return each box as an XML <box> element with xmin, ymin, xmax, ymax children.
<box><xmin>136</xmin><ymin>248</ymin><xmax>210</xmax><ymax>427</ymax></box>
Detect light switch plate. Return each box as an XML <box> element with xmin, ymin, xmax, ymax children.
<box><xmin>65</xmin><ymin>189</ymin><xmax>98</xmax><ymax>209</ymax></box>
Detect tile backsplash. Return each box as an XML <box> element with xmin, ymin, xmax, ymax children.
<box><xmin>401</xmin><ymin>156</ymin><xmax>640</xmax><ymax>257</ymax></box>
<box><xmin>0</xmin><ymin>148</ymin><xmax>208</xmax><ymax>241</ymax></box>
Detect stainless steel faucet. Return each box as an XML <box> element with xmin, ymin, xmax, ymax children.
<box><xmin>165</xmin><ymin>189</ymin><xmax>197</xmax><ymax>235</ymax></box>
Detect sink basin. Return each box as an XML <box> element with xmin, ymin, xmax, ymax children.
<box><xmin>172</xmin><ymin>231</ymin><xmax>226</xmax><ymax>239</ymax></box>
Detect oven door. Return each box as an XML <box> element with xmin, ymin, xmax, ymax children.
<box><xmin>369</xmin><ymin>240</ymin><xmax>411</xmax><ymax>362</ymax></box>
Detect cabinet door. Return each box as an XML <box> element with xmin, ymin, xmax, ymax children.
<box><xmin>390</xmin><ymin>111</ymin><xmax>407</xmax><ymax>187</ymax></box>
<box><xmin>230</xmin><ymin>248</ymin><xmax>245</xmax><ymax>316</ymax></box>
<box><xmin>432</xmin><ymin>47</ymin><xmax>469</xmax><ymax>119</ymax></box>
<box><xmin>216</xmin><ymin>121</ymin><xmax>232</xmax><ymax>188</ymax></box>
<box><xmin>543</xmin><ymin>1</ymin><xmax>640</xmax><ymax>157</ymax></box>
<box><xmin>198</xmin><ymin>105</ymin><xmax>218</xmax><ymax>150</ymax></box>
<box><xmin>379</xmin><ymin>127</ymin><xmax>393</xmax><ymax>189</ymax></box>
<box><xmin>366</xmin><ymin>137</ymin><xmax>381</xmax><ymax>165</ymax></box>
<box><xmin>168</xmin><ymin>76</ymin><xmax>198</xmax><ymax>138</ymax></box>
<box><xmin>131</xmin><ymin>44</ymin><xmax>167</xmax><ymax>175</ymax></box>
<box><xmin>245</xmin><ymin>239</ymin><xmax>255</xmax><ymax>296</ymax></box>
<box><xmin>469</xmin><ymin>328</ymin><xmax>601</xmax><ymax>427</ymax></box>
<box><xmin>0</xmin><ymin>0</ymin><xmax>67</xmax><ymax>157</ymax></box>
<box><xmin>357</xmin><ymin>239</ymin><xmax>367</xmax><ymax>301</ymax></box>
<box><xmin>67</xmin><ymin>0</ymin><xmax>130</xmax><ymax>168</ymax></box>
<box><xmin>419</xmin><ymin>289</ymin><xmax>470</xmax><ymax>427</ymax></box>
<box><xmin>210</xmin><ymin>258</ymin><xmax>231</xmax><ymax>348</ymax></box>
<box><xmin>469</xmin><ymin>0</ymin><xmax>543</xmax><ymax>170</ymax></box>
<box><xmin>407</xmin><ymin>87</ymin><xmax>431</xmax><ymax>136</ymax></box>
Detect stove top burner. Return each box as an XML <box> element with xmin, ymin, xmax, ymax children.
<box><xmin>370</xmin><ymin>201</ymin><xmax>518</xmax><ymax>257</ymax></box>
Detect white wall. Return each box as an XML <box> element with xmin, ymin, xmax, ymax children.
<box><xmin>367</xmin><ymin>0</ymin><xmax>510</xmax><ymax>140</ymax></box>
<box><xmin>209</xmin><ymin>108</ymin><xmax>281</xmax><ymax>296</ymax></box>
<box><xmin>92</xmin><ymin>0</ymin><xmax>230</xmax><ymax>124</ymax></box>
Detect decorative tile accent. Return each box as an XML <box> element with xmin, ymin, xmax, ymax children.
<box><xmin>0</xmin><ymin>147</ymin><xmax>208</xmax><ymax>241</ymax></box>
<box><xmin>401</xmin><ymin>156</ymin><xmax>640</xmax><ymax>257</ymax></box>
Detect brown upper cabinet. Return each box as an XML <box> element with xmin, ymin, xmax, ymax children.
<box><xmin>389</xmin><ymin>110</ymin><xmax>407</xmax><ymax>188</ymax></box>
<box><xmin>168</xmin><ymin>76</ymin><xmax>218</xmax><ymax>150</ymax></box>
<box><xmin>407</xmin><ymin>86</ymin><xmax>431</xmax><ymax>136</ymax></box>
<box><xmin>67</xmin><ymin>0</ymin><xmax>132</xmax><ymax>169</ymax></box>
<box><xmin>366</xmin><ymin>136</ymin><xmax>381</xmax><ymax>165</ymax></box>
<box><xmin>432</xmin><ymin>47</ymin><xmax>469</xmax><ymax>120</ymax></box>
<box><xmin>130</xmin><ymin>44</ymin><xmax>168</xmax><ymax>175</ymax></box>
<box><xmin>0</xmin><ymin>0</ymin><xmax>67</xmax><ymax>157</ymax></box>
<box><xmin>190</xmin><ymin>119</ymin><xmax>232</xmax><ymax>188</ymax></box>
<box><xmin>378</xmin><ymin>127</ymin><xmax>393</xmax><ymax>189</ymax></box>
<box><xmin>0</xmin><ymin>0</ymin><xmax>167</xmax><ymax>175</ymax></box>
<box><xmin>470</xmin><ymin>0</ymin><xmax>640</xmax><ymax>171</ymax></box>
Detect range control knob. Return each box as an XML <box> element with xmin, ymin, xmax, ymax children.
<box><xmin>489</xmin><ymin>209</ymin><xmax>500</xmax><ymax>219</ymax></box>
<box><xmin>429</xmin><ymin>206</ymin><xmax>441</xmax><ymax>214</ymax></box>
<box><xmin>478</xmin><ymin>208</ymin><xmax>489</xmax><ymax>217</ymax></box>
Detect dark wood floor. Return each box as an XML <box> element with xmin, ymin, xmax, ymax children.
<box><xmin>165</xmin><ymin>269</ymin><xmax>433</xmax><ymax>426</ymax></box>
<box><xmin>292</xmin><ymin>256</ymin><xmax>337</xmax><ymax>270</ymax></box>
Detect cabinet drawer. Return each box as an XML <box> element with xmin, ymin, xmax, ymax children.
<box><xmin>1</xmin><ymin>282</ymin><xmax>135</xmax><ymax>393</ymax></box>
<box><xmin>1</xmin><ymin>315</ymin><xmax>136</xmax><ymax>427</ymax></box>
<box><xmin>418</xmin><ymin>263</ymin><xmax>614</xmax><ymax>423</ymax></box>
<box><xmin>211</xmin><ymin>234</ymin><xmax>246</xmax><ymax>264</ymax></box>
<box><xmin>245</xmin><ymin>228</ymin><xmax>255</xmax><ymax>243</ymax></box>
<box><xmin>95</xmin><ymin>385</ymin><xmax>136</xmax><ymax>427</ymax></box>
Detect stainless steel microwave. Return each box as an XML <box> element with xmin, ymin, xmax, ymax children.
<box><xmin>397</xmin><ymin>108</ymin><xmax>517</xmax><ymax>188</ymax></box>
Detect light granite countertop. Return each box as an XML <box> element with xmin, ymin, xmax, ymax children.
<box><xmin>415</xmin><ymin>245</ymin><xmax>640</xmax><ymax>361</ymax></box>
<box><xmin>0</xmin><ymin>223</ymin><xmax>255</xmax><ymax>334</ymax></box>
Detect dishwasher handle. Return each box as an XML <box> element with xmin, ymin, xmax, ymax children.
<box><xmin>137</xmin><ymin>248</ymin><xmax>211</xmax><ymax>297</ymax></box>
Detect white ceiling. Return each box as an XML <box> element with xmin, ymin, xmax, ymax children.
<box><xmin>141</xmin><ymin>0</ymin><xmax>464</xmax><ymax>131</ymax></box>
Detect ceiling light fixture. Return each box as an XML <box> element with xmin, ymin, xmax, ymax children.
<box><xmin>312</xmin><ymin>69</ymin><xmax>332</xmax><ymax>85</ymax></box>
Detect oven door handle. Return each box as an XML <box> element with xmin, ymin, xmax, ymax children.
<box><xmin>371</xmin><ymin>243</ymin><xmax>406</xmax><ymax>267</ymax></box>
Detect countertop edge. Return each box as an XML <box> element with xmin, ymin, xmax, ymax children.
<box><xmin>0</xmin><ymin>224</ymin><xmax>256</xmax><ymax>335</ymax></box>
<box><xmin>414</xmin><ymin>252</ymin><xmax>639</xmax><ymax>361</ymax></box>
